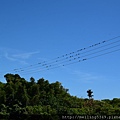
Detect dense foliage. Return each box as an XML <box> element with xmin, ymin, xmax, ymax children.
<box><xmin>0</xmin><ymin>73</ymin><xmax>120</xmax><ymax>119</ymax></box>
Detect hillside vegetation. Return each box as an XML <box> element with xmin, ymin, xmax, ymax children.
<box><xmin>0</xmin><ymin>73</ymin><xmax>120</xmax><ymax>119</ymax></box>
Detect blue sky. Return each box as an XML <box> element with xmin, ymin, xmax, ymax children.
<box><xmin>0</xmin><ymin>0</ymin><xmax>120</xmax><ymax>100</ymax></box>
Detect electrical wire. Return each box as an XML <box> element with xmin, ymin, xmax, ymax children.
<box><xmin>20</xmin><ymin>48</ymin><xmax>120</xmax><ymax>75</ymax></box>
<box><xmin>13</xmin><ymin>39</ymin><xmax>120</xmax><ymax>74</ymax></box>
<box><xmin>1</xmin><ymin>36</ymin><xmax>120</xmax><ymax>75</ymax></box>
<box><xmin>12</xmin><ymin>37</ymin><xmax>120</xmax><ymax>72</ymax></box>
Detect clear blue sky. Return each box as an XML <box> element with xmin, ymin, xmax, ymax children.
<box><xmin>0</xmin><ymin>0</ymin><xmax>120</xmax><ymax>100</ymax></box>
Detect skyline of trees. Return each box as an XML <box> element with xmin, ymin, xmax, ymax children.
<box><xmin>0</xmin><ymin>73</ymin><xmax>120</xmax><ymax>119</ymax></box>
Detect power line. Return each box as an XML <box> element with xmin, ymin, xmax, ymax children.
<box><xmin>13</xmin><ymin>36</ymin><xmax>120</xmax><ymax>71</ymax></box>
<box><xmin>18</xmin><ymin>44</ymin><xmax>120</xmax><ymax>74</ymax></box>
<box><xmin>20</xmin><ymin>48</ymin><xmax>120</xmax><ymax>75</ymax></box>
<box><xmin>1</xmin><ymin>36</ymin><xmax>120</xmax><ymax>75</ymax></box>
<box><xmin>14</xmin><ymin>39</ymin><xmax>120</xmax><ymax>74</ymax></box>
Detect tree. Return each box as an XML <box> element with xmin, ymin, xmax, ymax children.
<box><xmin>87</xmin><ymin>89</ymin><xmax>93</xmax><ymax>99</ymax></box>
<box><xmin>30</xmin><ymin>77</ymin><xmax>35</xmax><ymax>84</ymax></box>
<box><xmin>2</xmin><ymin>73</ymin><xmax>120</xmax><ymax>118</ymax></box>
<box><xmin>4</xmin><ymin>83</ymin><xmax>15</xmax><ymax>107</ymax></box>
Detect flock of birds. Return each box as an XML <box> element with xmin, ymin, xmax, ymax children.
<box><xmin>1</xmin><ymin>36</ymin><xmax>120</xmax><ymax>76</ymax></box>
